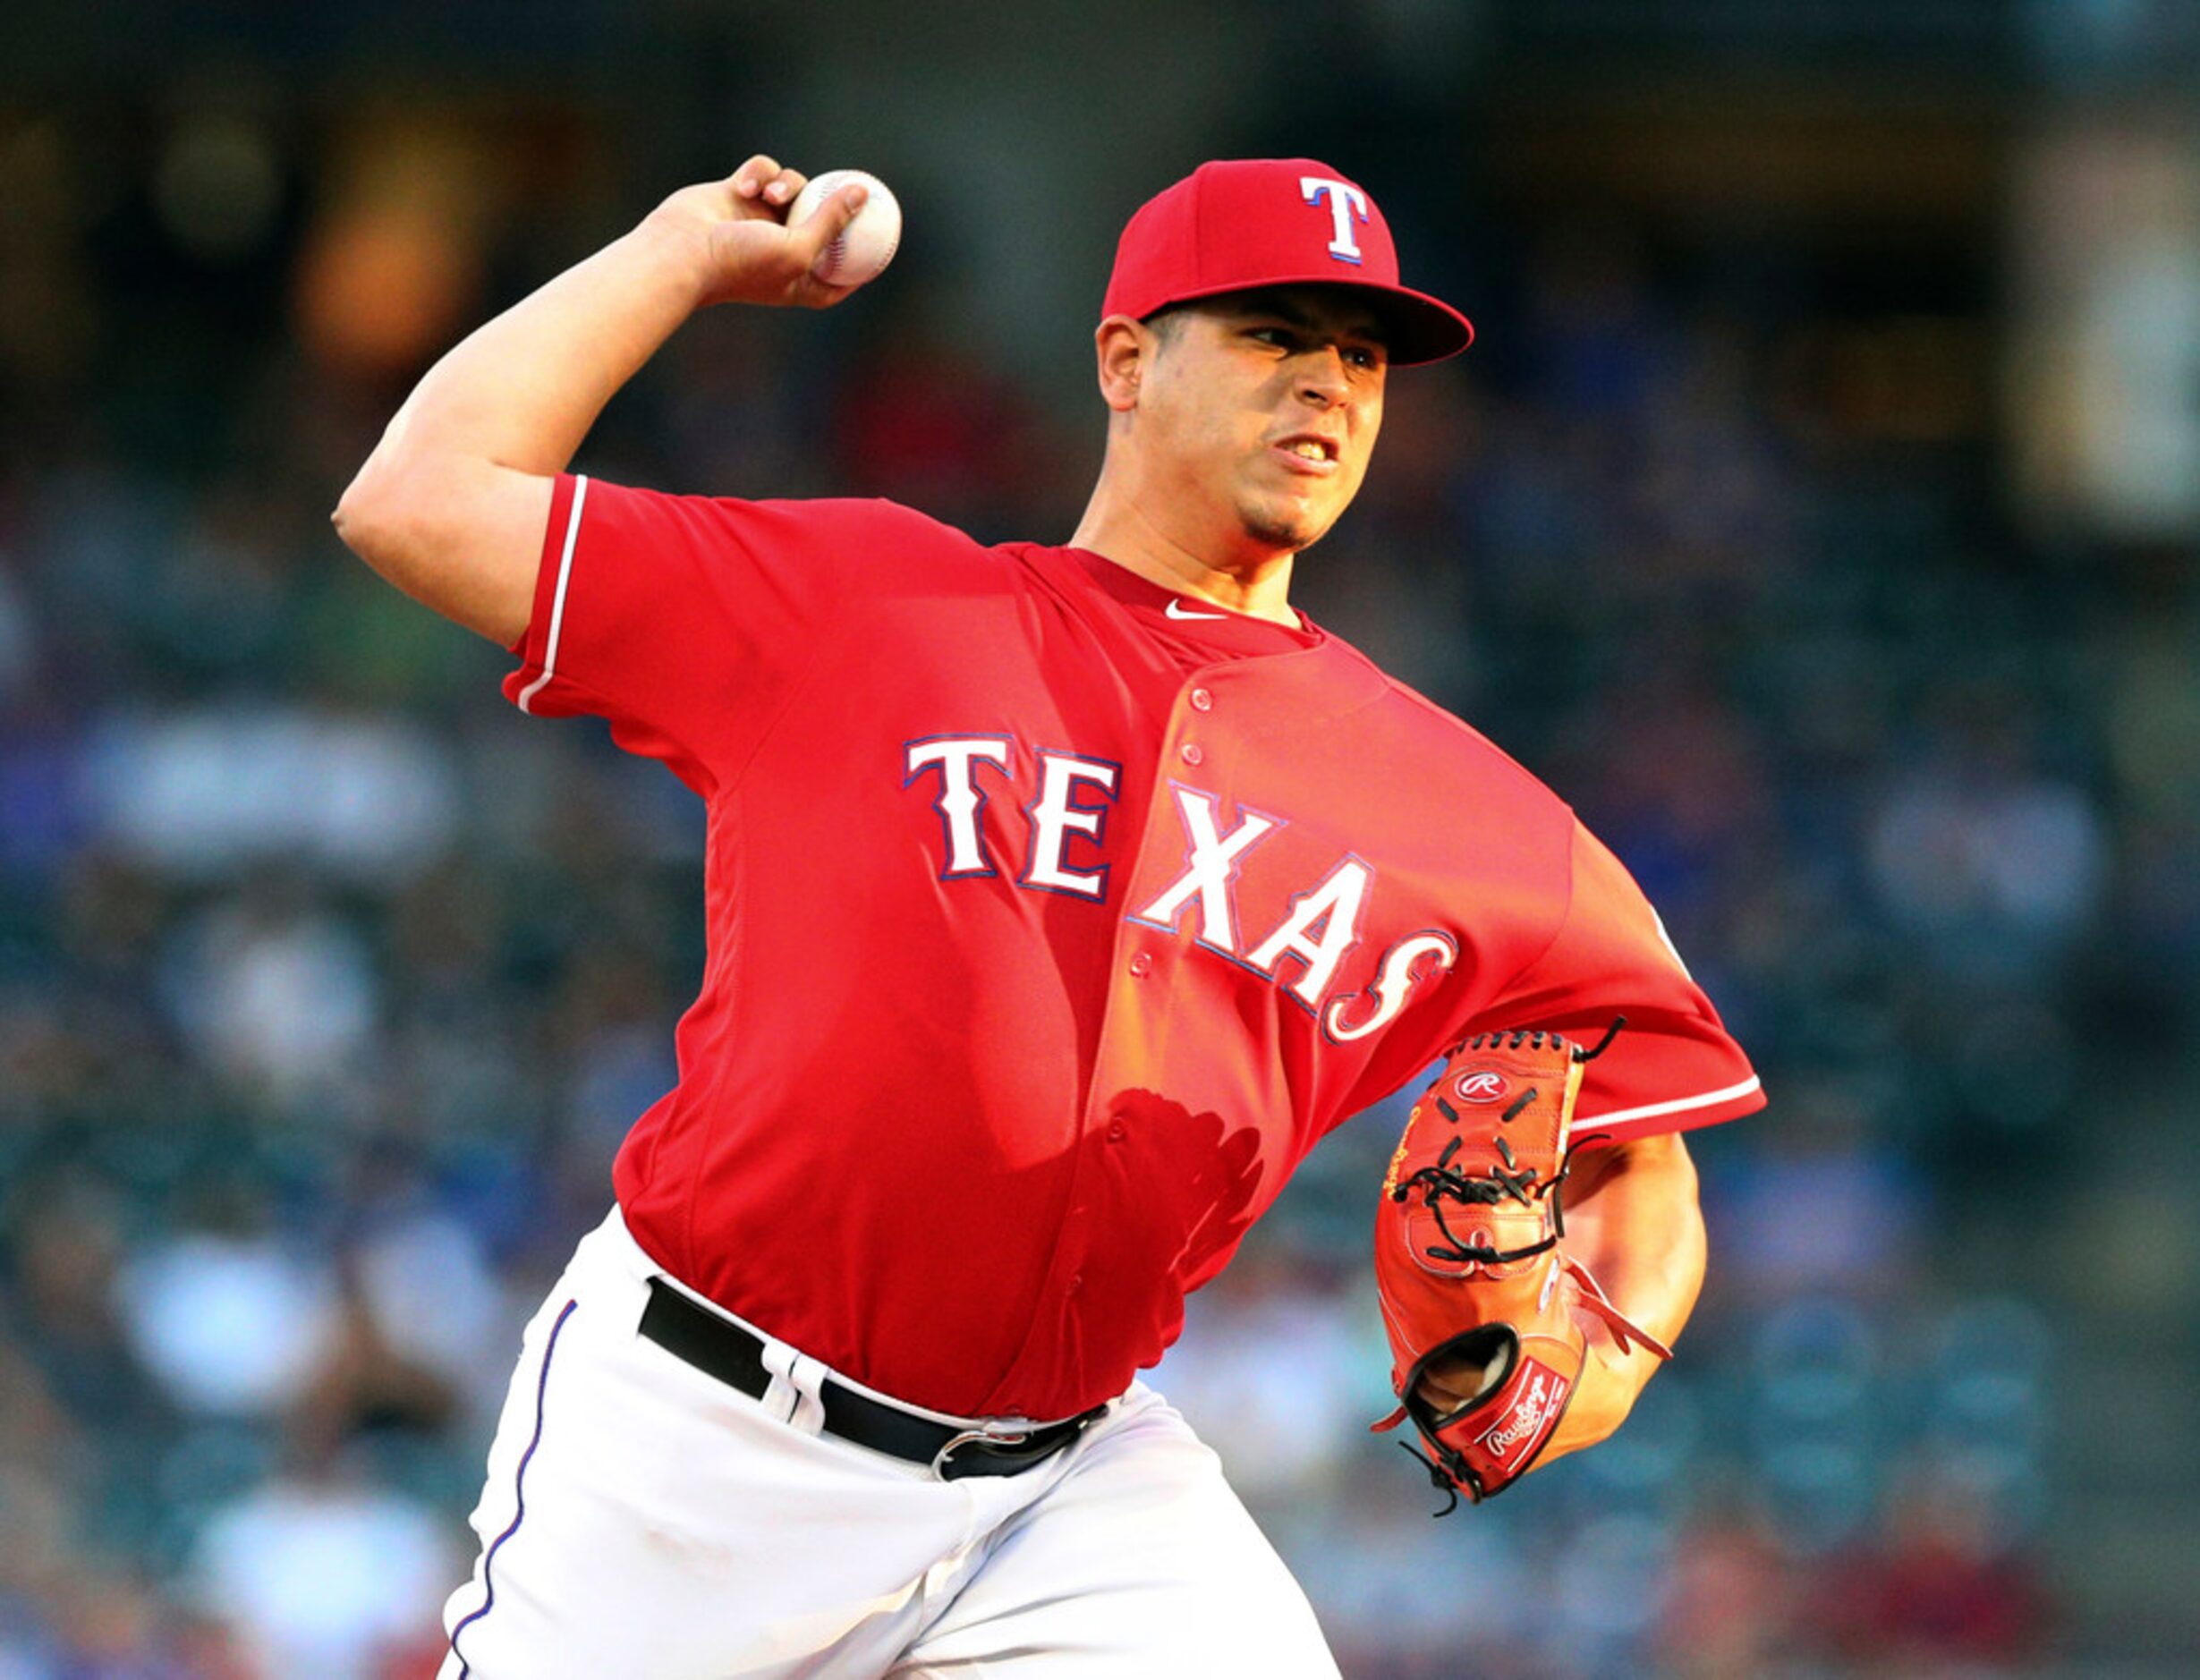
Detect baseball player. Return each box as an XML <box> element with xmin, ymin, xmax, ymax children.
<box><xmin>336</xmin><ymin>154</ymin><xmax>1763</xmax><ymax>1677</ymax></box>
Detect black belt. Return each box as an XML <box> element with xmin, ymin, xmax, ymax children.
<box><xmin>638</xmin><ymin>1277</ymin><xmax>1105</xmax><ymax>1481</ymax></box>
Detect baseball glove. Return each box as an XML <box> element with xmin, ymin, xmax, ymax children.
<box><xmin>1372</xmin><ymin>1020</ymin><xmax>1670</xmax><ymax>1512</ymax></box>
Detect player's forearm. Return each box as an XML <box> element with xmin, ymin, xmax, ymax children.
<box><xmin>1563</xmin><ymin>1132</ymin><xmax>1706</xmax><ymax>1375</ymax></box>
<box><xmin>332</xmin><ymin>215</ymin><xmax>713</xmax><ymax>645</ymax></box>
<box><xmin>352</xmin><ymin>217</ymin><xmax>709</xmax><ymax>493</ymax></box>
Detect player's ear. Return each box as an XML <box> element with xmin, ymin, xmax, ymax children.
<box><xmin>1094</xmin><ymin>315</ymin><xmax>1151</xmax><ymax>414</ymax></box>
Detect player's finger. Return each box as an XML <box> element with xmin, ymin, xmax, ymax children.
<box><xmin>761</xmin><ymin>165</ymin><xmax>807</xmax><ymax>207</ymax></box>
<box><xmin>732</xmin><ymin>155</ymin><xmax>784</xmax><ymax>199</ymax></box>
<box><xmin>789</xmin><ymin>180</ymin><xmax>869</xmax><ymax>267</ymax></box>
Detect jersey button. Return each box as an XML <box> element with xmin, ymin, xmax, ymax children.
<box><xmin>1179</xmin><ymin>742</ymin><xmax>1203</xmax><ymax>766</ymax></box>
<box><xmin>1128</xmin><ymin>951</ymin><xmax>1153</xmax><ymax>978</ymax></box>
<box><xmin>1107</xmin><ymin>1116</ymin><xmax>1127</xmax><ymax>1142</ymax></box>
<box><xmin>1189</xmin><ymin>687</ymin><xmax>1213</xmax><ymax>712</ymax></box>
<box><xmin>1067</xmin><ymin>1272</ymin><xmax>1083</xmax><ymax>1294</ymax></box>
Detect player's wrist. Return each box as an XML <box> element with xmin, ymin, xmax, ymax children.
<box><xmin>625</xmin><ymin>210</ymin><xmax>727</xmax><ymax>316</ymax></box>
<box><xmin>1539</xmin><ymin>1348</ymin><xmax>1641</xmax><ymax>1464</ymax></box>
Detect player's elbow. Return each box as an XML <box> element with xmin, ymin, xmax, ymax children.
<box><xmin>332</xmin><ymin>449</ymin><xmax>421</xmax><ymax>578</ymax></box>
<box><xmin>332</xmin><ymin>454</ymin><xmax>548</xmax><ymax>648</ymax></box>
<box><xmin>329</xmin><ymin>482</ymin><xmax>376</xmax><ymax>567</ymax></box>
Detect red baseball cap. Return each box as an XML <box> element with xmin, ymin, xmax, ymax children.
<box><xmin>1100</xmin><ymin>157</ymin><xmax>1474</xmax><ymax>365</ymax></box>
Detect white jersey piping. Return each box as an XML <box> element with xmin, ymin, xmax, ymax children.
<box><xmin>517</xmin><ymin>474</ymin><xmax>590</xmax><ymax>715</ymax></box>
<box><xmin>1576</xmin><ymin>1073</ymin><xmax>1763</xmax><ymax>1129</ymax></box>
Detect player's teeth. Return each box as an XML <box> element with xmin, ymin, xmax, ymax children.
<box><xmin>1292</xmin><ymin>442</ymin><xmax>1325</xmax><ymax>459</ymax></box>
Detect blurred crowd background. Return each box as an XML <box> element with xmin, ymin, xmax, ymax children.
<box><xmin>2</xmin><ymin>2</ymin><xmax>2196</xmax><ymax>1676</ymax></box>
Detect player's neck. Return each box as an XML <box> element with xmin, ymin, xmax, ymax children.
<box><xmin>1069</xmin><ymin>488</ymin><xmax>1299</xmax><ymax>627</ymax></box>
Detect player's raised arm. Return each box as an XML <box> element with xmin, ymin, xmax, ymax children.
<box><xmin>331</xmin><ymin>157</ymin><xmax>871</xmax><ymax>647</ymax></box>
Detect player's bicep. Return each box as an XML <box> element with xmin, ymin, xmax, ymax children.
<box><xmin>334</xmin><ymin>455</ymin><xmax>551</xmax><ymax>648</ymax></box>
<box><xmin>1566</xmin><ymin>1130</ymin><xmax>1696</xmax><ymax>1218</ymax></box>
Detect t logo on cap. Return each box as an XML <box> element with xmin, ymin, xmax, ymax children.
<box><xmin>1300</xmin><ymin>176</ymin><xmax>1370</xmax><ymax>266</ymax></box>
<box><xmin>1099</xmin><ymin>157</ymin><xmax>1474</xmax><ymax>364</ymax></box>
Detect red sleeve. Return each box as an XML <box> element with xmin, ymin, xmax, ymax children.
<box><xmin>501</xmin><ymin>474</ymin><xmax>917</xmax><ymax>792</ymax></box>
<box><xmin>1477</xmin><ymin>820</ymin><xmax>1764</xmax><ymax>1143</ymax></box>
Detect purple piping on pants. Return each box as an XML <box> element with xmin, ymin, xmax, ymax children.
<box><xmin>449</xmin><ymin>1297</ymin><xmax>579</xmax><ymax>1677</ymax></box>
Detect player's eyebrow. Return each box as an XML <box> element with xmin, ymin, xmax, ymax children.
<box><xmin>1227</xmin><ymin>290</ymin><xmax>1389</xmax><ymax>350</ymax></box>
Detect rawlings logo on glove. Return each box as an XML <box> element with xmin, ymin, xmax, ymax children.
<box><xmin>1372</xmin><ymin>1020</ymin><xmax>1671</xmax><ymax>1512</ymax></box>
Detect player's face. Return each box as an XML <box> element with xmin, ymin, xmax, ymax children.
<box><xmin>1136</xmin><ymin>287</ymin><xmax>1389</xmax><ymax>557</ymax></box>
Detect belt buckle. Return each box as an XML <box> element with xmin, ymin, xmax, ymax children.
<box><xmin>930</xmin><ymin>1419</ymin><xmax>1037</xmax><ymax>1481</ymax></box>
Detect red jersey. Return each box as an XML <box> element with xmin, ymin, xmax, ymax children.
<box><xmin>504</xmin><ymin>474</ymin><xmax>1763</xmax><ymax>1420</ymax></box>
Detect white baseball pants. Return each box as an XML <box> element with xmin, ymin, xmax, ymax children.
<box><xmin>436</xmin><ymin>1208</ymin><xmax>1340</xmax><ymax>1678</ymax></box>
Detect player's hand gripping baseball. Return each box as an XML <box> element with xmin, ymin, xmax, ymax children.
<box><xmin>645</xmin><ymin>155</ymin><xmax>871</xmax><ymax>310</ymax></box>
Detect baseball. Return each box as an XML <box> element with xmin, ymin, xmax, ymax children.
<box><xmin>788</xmin><ymin>168</ymin><xmax>901</xmax><ymax>288</ymax></box>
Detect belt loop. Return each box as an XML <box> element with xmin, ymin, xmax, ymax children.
<box><xmin>757</xmin><ymin>1338</ymin><xmax>805</xmax><ymax>1427</ymax></box>
<box><xmin>783</xmin><ymin>1353</ymin><xmax>829</xmax><ymax>1437</ymax></box>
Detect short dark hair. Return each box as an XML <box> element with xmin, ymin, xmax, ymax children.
<box><xmin>1142</xmin><ymin>304</ymin><xmax>1193</xmax><ymax>344</ymax></box>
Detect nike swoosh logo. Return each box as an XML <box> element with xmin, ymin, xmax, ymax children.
<box><xmin>1166</xmin><ymin>599</ymin><xmax>1227</xmax><ymax>621</ymax></box>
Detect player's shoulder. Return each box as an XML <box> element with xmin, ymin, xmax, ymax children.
<box><xmin>1325</xmin><ymin>635</ymin><xmax>1576</xmax><ymax>824</ymax></box>
<box><xmin>585</xmin><ymin>478</ymin><xmax>978</xmax><ymax>547</ymax></box>
<box><xmin>719</xmin><ymin>494</ymin><xmax>986</xmax><ymax>550</ymax></box>
<box><xmin>644</xmin><ymin>490</ymin><xmax>1015</xmax><ymax>589</ymax></box>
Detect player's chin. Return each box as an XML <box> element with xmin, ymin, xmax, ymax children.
<box><xmin>1240</xmin><ymin>495</ymin><xmax>1347</xmax><ymax>555</ymax></box>
<box><xmin>1238</xmin><ymin>510</ymin><xmax>1321</xmax><ymax>554</ymax></box>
